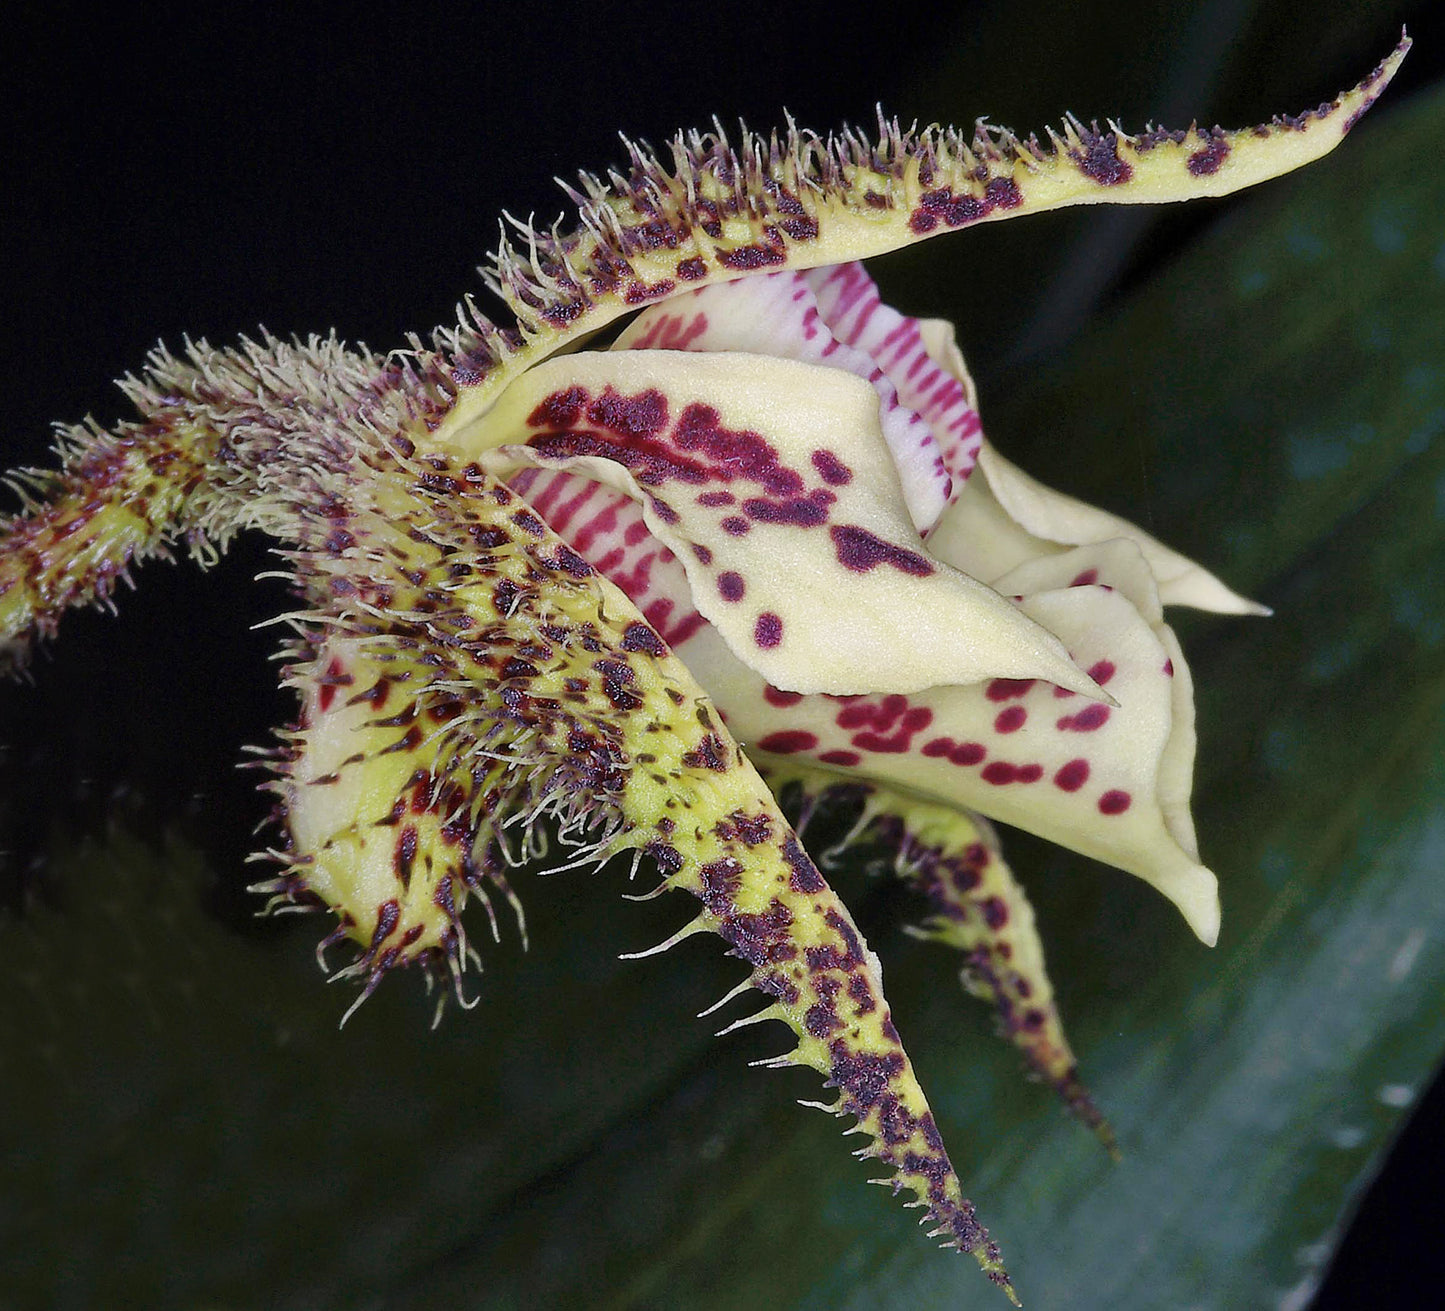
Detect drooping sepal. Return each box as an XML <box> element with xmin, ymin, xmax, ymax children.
<box><xmin>768</xmin><ymin>764</ymin><xmax>1114</xmax><ymax>1152</ymax></box>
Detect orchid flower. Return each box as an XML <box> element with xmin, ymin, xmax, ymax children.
<box><xmin>0</xmin><ymin>38</ymin><xmax>1406</xmax><ymax>1302</ymax></box>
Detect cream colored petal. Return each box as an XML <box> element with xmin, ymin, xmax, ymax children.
<box><xmin>445</xmin><ymin>349</ymin><xmax>1100</xmax><ymax>699</ymax></box>
<box><xmin>976</xmin><ymin>443</ymin><xmax>1269</xmax><ymax>614</ymax></box>
<box><xmin>614</xmin><ymin>271</ymin><xmax>952</xmax><ymax>533</ymax></box>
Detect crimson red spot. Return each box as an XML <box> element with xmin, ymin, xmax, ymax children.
<box><xmin>852</xmin><ymin>731</ymin><xmax>912</xmax><ymax>754</ymax></box>
<box><xmin>1163</xmin><ymin>658</ymin><xmax>1175</xmax><ymax>677</ymax></box>
<box><xmin>757</xmin><ymin>730</ymin><xmax>818</xmax><ymax>754</ymax></box>
<box><xmin>819</xmin><ymin>749</ymin><xmax>861</xmax><ymax>767</ymax></box>
<box><xmin>721</xmin><ymin>516</ymin><xmax>750</xmax><ymax>535</ymax></box>
<box><xmin>922</xmin><ymin>737</ymin><xmax>953</xmax><ymax>758</ymax></box>
<box><xmin>1017</xmin><ymin>764</ymin><xmax>1043</xmax><ymax>783</ymax></box>
<box><xmin>763</xmin><ymin>685</ymin><xmax>803</xmax><ymax>707</ymax></box>
<box><xmin>986</xmin><ymin>678</ymin><xmax>1034</xmax><ymax>702</ymax></box>
<box><xmin>830</xmin><ymin>524</ymin><xmax>934</xmax><ymax>576</ymax></box>
<box><xmin>982</xmin><ymin>761</ymin><xmax>1018</xmax><ymax>785</ymax></box>
<box><xmin>1054</xmin><ymin>758</ymin><xmax>1090</xmax><ymax>791</ymax></box>
<box><xmin>950</xmin><ymin>742</ymin><xmax>986</xmax><ymax>766</ymax></box>
<box><xmin>811</xmin><ymin>449</ymin><xmax>853</xmax><ymax>485</ymax></box>
<box><xmin>994</xmin><ymin>706</ymin><xmax>1027</xmax><ymax>733</ymax></box>
<box><xmin>1070</xmin><ymin>569</ymin><xmax>1099</xmax><ymax>586</ymax></box>
<box><xmin>1087</xmin><ymin>660</ymin><xmax>1116</xmax><ymax>685</ymax></box>
<box><xmin>1098</xmin><ymin>789</ymin><xmax>1132</xmax><ymax>815</ymax></box>
<box><xmin>1058</xmin><ymin>703</ymin><xmax>1111</xmax><ymax>732</ymax></box>
<box><xmin>717</xmin><ymin>571</ymin><xmax>745</xmax><ymax>601</ymax></box>
<box><xmin>526</xmin><ymin>386</ymin><xmax>589</xmax><ymax>428</ymax></box>
<box><xmin>754</xmin><ymin>612</ymin><xmax>783</xmax><ymax>647</ymax></box>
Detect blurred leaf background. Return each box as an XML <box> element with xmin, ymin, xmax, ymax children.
<box><xmin>2</xmin><ymin>2</ymin><xmax>1441</xmax><ymax>1307</ymax></box>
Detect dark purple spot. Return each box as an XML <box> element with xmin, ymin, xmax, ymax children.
<box><xmin>721</xmin><ymin>516</ymin><xmax>750</xmax><ymax>536</ymax></box>
<box><xmin>1076</xmin><ymin>130</ymin><xmax>1133</xmax><ymax>186</ymax></box>
<box><xmin>811</xmin><ymin>449</ymin><xmax>853</xmax><ymax>485</ymax></box>
<box><xmin>682</xmin><ymin>733</ymin><xmax>729</xmax><ymax>772</ymax></box>
<box><xmin>622</xmin><ymin>622</ymin><xmax>667</xmax><ymax>656</ymax></box>
<box><xmin>830</xmin><ymin>524</ymin><xmax>934</xmax><ymax>576</ymax></box>
<box><xmin>1098</xmin><ymin>789</ymin><xmax>1132</xmax><ymax>815</ymax></box>
<box><xmin>1187</xmin><ymin>135</ymin><xmax>1230</xmax><ymax>176</ymax></box>
<box><xmin>754</xmin><ymin>612</ymin><xmax>783</xmax><ymax>648</ymax></box>
<box><xmin>698</xmin><ymin>490</ymin><xmax>735</xmax><ymax>507</ymax></box>
<box><xmin>785</xmin><ymin>837</ymin><xmax>826</xmax><ymax>893</ymax></box>
<box><xmin>717</xmin><ymin>571</ymin><xmax>745</xmax><ymax>602</ymax></box>
<box><xmin>676</xmin><ymin>256</ymin><xmax>707</xmax><ymax>280</ymax></box>
<box><xmin>692</xmin><ymin>544</ymin><xmax>713</xmax><ymax>565</ymax></box>
<box><xmin>980</xmin><ymin>896</ymin><xmax>1009</xmax><ymax>929</ymax></box>
<box><xmin>394</xmin><ymin>828</ymin><xmax>418</xmax><ymax>890</ymax></box>
<box><xmin>984</xmin><ymin>176</ymin><xmax>1023</xmax><ymax>209</ymax></box>
<box><xmin>805</xmin><ymin>1001</ymin><xmax>842</xmax><ymax>1037</ymax></box>
<box><xmin>717</xmin><ymin>243</ymin><xmax>786</xmax><ymax>270</ymax></box>
<box><xmin>1070</xmin><ymin>569</ymin><xmax>1099</xmax><ymax>586</ymax></box>
<box><xmin>1087</xmin><ymin>660</ymin><xmax>1116</xmax><ymax>686</ymax></box>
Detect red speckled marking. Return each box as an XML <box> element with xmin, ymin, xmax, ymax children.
<box><xmin>986</xmin><ymin>678</ymin><xmax>1034</xmax><ymax>703</ymax></box>
<box><xmin>1098</xmin><ymin>789</ymin><xmax>1132</xmax><ymax>815</ymax></box>
<box><xmin>1053</xmin><ymin>758</ymin><xmax>1090</xmax><ymax>792</ymax></box>
<box><xmin>1057</xmin><ymin>703</ymin><xmax>1110</xmax><ymax>732</ymax></box>
<box><xmin>763</xmin><ymin>685</ymin><xmax>803</xmax><ymax>706</ymax></box>
<box><xmin>811</xmin><ymin>449</ymin><xmax>853</xmax><ymax>485</ymax></box>
<box><xmin>757</xmin><ymin>730</ymin><xmax>819</xmax><ymax>754</ymax></box>
<box><xmin>993</xmin><ymin>706</ymin><xmax>1027</xmax><ymax>733</ymax></box>
<box><xmin>754</xmin><ymin>612</ymin><xmax>783</xmax><ymax>647</ymax></box>
<box><xmin>628</xmin><ymin>309</ymin><xmax>710</xmax><ymax>350</ymax></box>
<box><xmin>983</xmin><ymin>761</ymin><xmax>1026</xmax><ymax>785</ymax></box>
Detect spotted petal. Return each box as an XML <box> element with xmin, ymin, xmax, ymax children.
<box><xmin>673</xmin><ymin>534</ymin><xmax>1218</xmax><ymax>944</ymax></box>
<box><xmin>446</xmin><ymin>350</ymin><xmax>1102</xmax><ymax>700</ymax></box>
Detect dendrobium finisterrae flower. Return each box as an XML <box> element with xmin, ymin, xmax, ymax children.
<box><xmin>0</xmin><ymin>39</ymin><xmax>1406</xmax><ymax>1302</ymax></box>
